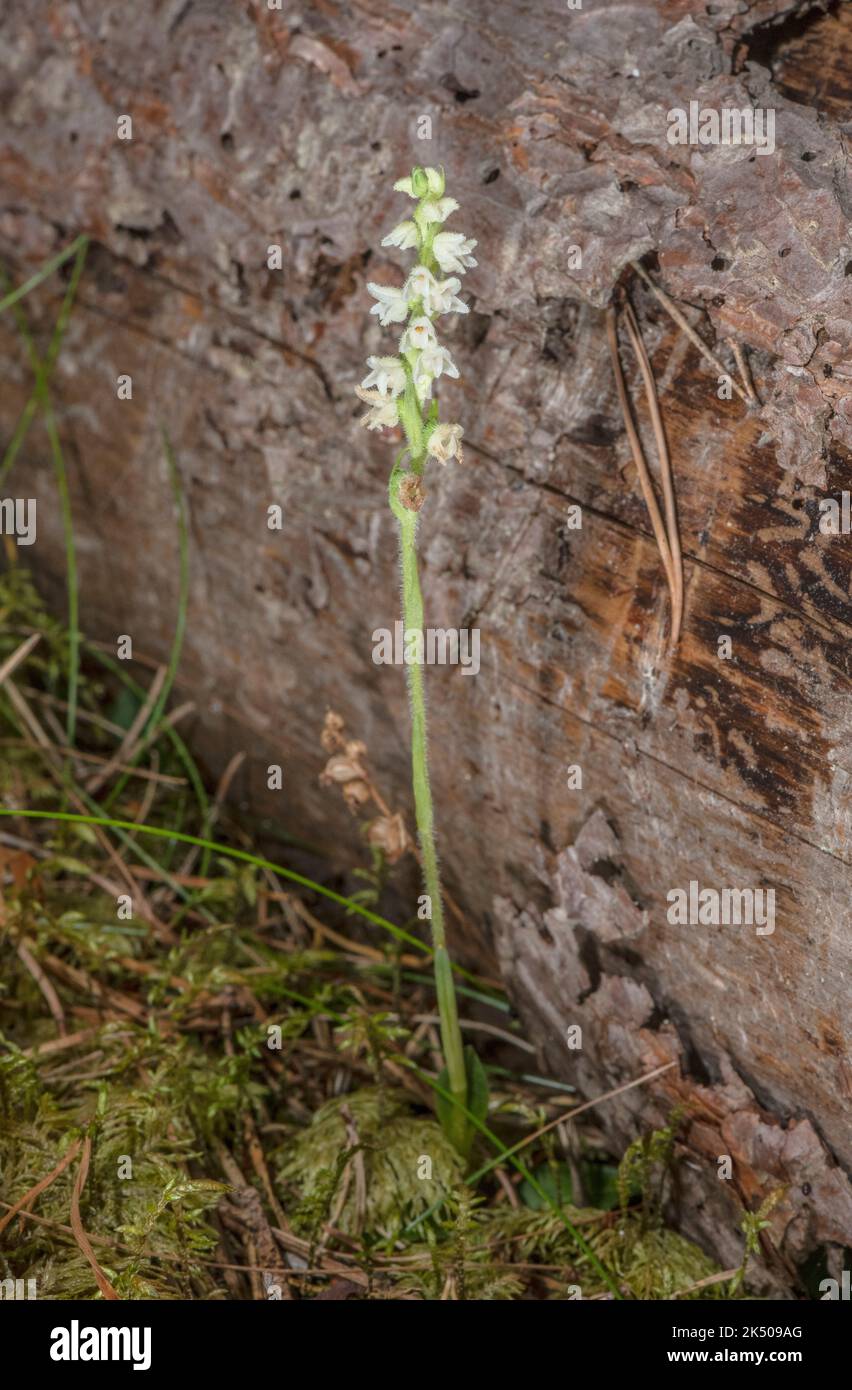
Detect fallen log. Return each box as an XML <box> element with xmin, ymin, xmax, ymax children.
<box><xmin>1</xmin><ymin>0</ymin><xmax>851</xmax><ymax>1291</ymax></box>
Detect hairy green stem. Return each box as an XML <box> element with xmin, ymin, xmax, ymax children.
<box><xmin>389</xmin><ymin>457</ymin><xmax>468</xmax><ymax>1150</ymax></box>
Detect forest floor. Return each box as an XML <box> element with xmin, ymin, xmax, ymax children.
<box><xmin>0</xmin><ymin>561</ymin><xmax>781</xmax><ymax>1301</ymax></box>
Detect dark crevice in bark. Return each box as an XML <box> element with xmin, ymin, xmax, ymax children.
<box><xmin>736</xmin><ymin>0</ymin><xmax>839</xmax><ymax>84</ymax></box>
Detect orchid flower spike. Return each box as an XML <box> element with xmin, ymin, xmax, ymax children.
<box><xmin>355</xmin><ymin>167</ymin><xmax>479</xmax><ymax>1158</ymax></box>
<box><xmin>356</xmin><ymin>165</ymin><xmax>475</xmax><ymax>490</ymax></box>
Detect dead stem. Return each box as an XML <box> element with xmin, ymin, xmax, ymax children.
<box><xmin>0</xmin><ymin>1134</ymin><xmax>81</xmax><ymax>1237</ymax></box>
<box><xmin>621</xmin><ymin>300</ymin><xmax>684</xmax><ymax>646</ymax></box>
<box><xmin>70</xmin><ymin>1136</ymin><xmax>121</xmax><ymax>1299</ymax></box>
<box><xmin>606</xmin><ymin>306</ymin><xmax>679</xmax><ymax>648</ymax></box>
<box><xmin>628</xmin><ymin>259</ymin><xmax>750</xmax><ymax>405</ymax></box>
<box><xmin>85</xmin><ymin>665</ymin><xmax>166</xmax><ymax>793</ymax></box>
<box><xmin>16</xmin><ymin>938</ymin><xmax>67</xmax><ymax>1036</ymax></box>
<box><xmin>728</xmin><ymin>336</ymin><xmax>759</xmax><ymax>404</ymax></box>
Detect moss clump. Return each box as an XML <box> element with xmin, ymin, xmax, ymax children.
<box><xmin>603</xmin><ymin>1223</ymin><xmax>724</xmax><ymax>1300</ymax></box>
<box><xmin>277</xmin><ymin>1088</ymin><xmax>464</xmax><ymax>1241</ymax></box>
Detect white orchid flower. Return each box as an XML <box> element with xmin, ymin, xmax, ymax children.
<box><xmin>367</xmin><ymin>281</ymin><xmax>410</xmax><ymax>325</ymax></box>
<box><xmin>381</xmin><ymin>220</ymin><xmax>419</xmax><ymax>250</ymax></box>
<box><xmin>404</xmin><ymin>267</ymin><xmax>469</xmax><ymax>317</ymax></box>
<box><xmin>400</xmin><ymin>315</ymin><xmax>437</xmax><ymax>355</ymax></box>
<box><xmin>427</xmin><ymin>422</ymin><xmax>464</xmax><ymax>465</ymax></box>
<box><xmin>361</xmin><ymin>355</ymin><xmax>407</xmax><ymax>398</ymax></box>
<box><xmin>432</xmin><ymin>276</ymin><xmax>469</xmax><ymax>315</ymax></box>
<box><xmin>419</xmin><ymin>343</ymin><xmax>459</xmax><ymax>381</ymax></box>
<box><xmin>404</xmin><ymin>265</ymin><xmax>437</xmax><ymax>307</ymax></box>
<box><xmin>355</xmin><ymin>386</ymin><xmax>400</xmax><ymax>431</ymax></box>
<box><xmin>432</xmin><ymin>232</ymin><xmax>478</xmax><ymax>274</ymax></box>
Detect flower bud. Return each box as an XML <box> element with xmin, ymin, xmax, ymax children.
<box><xmin>424</xmin><ymin>166</ymin><xmax>446</xmax><ymax>197</ymax></box>
<box><xmin>410</xmin><ymin>166</ymin><xmax>430</xmax><ymax>198</ymax></box>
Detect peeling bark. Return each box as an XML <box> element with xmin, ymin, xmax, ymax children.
<box><xmin>495</xmin><ymin>808</ymin><xmax>852</xmax><ymax>1294</ymax></box>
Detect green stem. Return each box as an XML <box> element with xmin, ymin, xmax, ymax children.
<box><xmin>0</xmin><ymin>234</ymin><xmax>89</xmax><ymax>318</ymax></box>
<box><xmin>389</xmin><ymin>459</ymin><xmax>467</xmax><ymax>1150</ymax></box>
<box><xmin>0</xmin><ymin>237</ymin><xmax>89</xmax><ymax>490</ymax></box>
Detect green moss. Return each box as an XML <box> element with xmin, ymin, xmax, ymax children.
<box><xmin>277</xmin><ymin>1088</ymin><xmax>464</xmax><ymax>1241</ymax></box>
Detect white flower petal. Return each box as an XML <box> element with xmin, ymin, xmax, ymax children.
<box><xmin>400</xmin><ymin>316</ymin><xmax>437</xmax><ymax>354</ymax></box>
<box><xmin>367</xmin><ymin>282</ymin><xmax>410</xmax><ymax>325</ymax></box>
<box><xmin>420</xmin><ymin>343</ymin><xmax>459</xmax><ymax>380</ymax></box>
<box><xmin>432</xmin><ymin>232</ymin><xmax>478</xmax><ymax>275</ymax></box>
<box><xmin>381</xmin><ymin>220</ymin><xmax>419</xmax><ymax>250</ymax></box>
<box><xmin>432</xmin><ymin>276</ymin><xmax>469</xmax><ymax>316</ymax></box>
<box><xmin>361</xmin><ymin>355</ymin><xmax>407</xmax><ymax>397</ymax></box>
<box><xmin>419</xmin><ymin>197</ymin><xmax>459</xmax><ymax>225</ymax></box>
<box><xmin>355</xmin><ymin>385</ymin><xmax>400</xmax><ymax>430</ymax></box>
<box><xmin>424</xmin><ymin>167</ymin><xmax>445</xmax><ymax>195</ymax></box>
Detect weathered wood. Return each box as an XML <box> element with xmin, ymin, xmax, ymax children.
<box><xmin>1</xmin><ymin>0</ymin><xmax>851</xmax><ymax>1286</ymax></box>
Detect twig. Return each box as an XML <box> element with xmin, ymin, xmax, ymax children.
<box><xmin>85</xmin><ymin>665</ymin><xmax>166</xmax><ymax>793</ymax></box>
<box><xmin>22</xmin><ymin>1026</ymin><xmax>101</xmax><ymax>1060</ymax></box>
<box><xmin>0</xmin><ymin>1135</ymin><xmax>81</xmax><ymax>1237</ymax></box>
<box><xmin>728</xmin><ymin>336</ymin><xmax>758</xmax><ymax>404</ymax></box>
<box><xmin>2</xmin><ymin>678</ymin><xmax>175</xmax><ymax>942</ymax></box>
<box><xmin>162</xmin><ymin>749</ymin><xmax>245</xmax><ymax>898</ymax></box>
<box><xmin>70</xmin><ymin>1136</ymin><xmax>120</xmax><ymax>1299</ymax></box>
<box><xmin>0</xmin><ymin>632</ymin><xmax>41</xmax><ymax>687</ymax></box>
<box><xmin>340</xmin><ymin>1103</ymin><xmax>368</xmax><ymax>1234</ymax></box>
<box><xmin>671</xmin><ymin>1266</ymin><xmax>739</xmax><ymax>1298</ymax></box>
<box><xmin>0</xmin><ymin>738</ymin><xmax>185</xmax><ymax>785</ymax></box>
<box><xmin>470</xmin><ymin>1060</ymin><xmax>678</xmax><ymax>1183</ymax></box>
<box><xmin>16</xmin><ymin>938</ymin><xmax>67</xmax><ymax>1036</ymax></box>
<box><xmin>285</xmin><ymin>893</ymin><xmax>422</xmax><ymax>967</ymax></box>
<box><xmin>495</xmin><ymin>1168</ymin><xmax>520</xmax><ymax>1208</ymax></box>
<box><xmin>412</xmin><ymin>1013</ymin><xmax>536</xmax><ymax>1054</ymax></box>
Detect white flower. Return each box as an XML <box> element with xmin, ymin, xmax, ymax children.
<box><xmin>367</xmin><ymin>281</ymin><xmax>410</xmax><ymax>325</ymax></box>
<box><xmin>418</xmin><ymin>196</ymin><xmax>459</xmax><ymax>225</ymax></box>
<box><xmin>433</xmin><ymin>232</ymin><xmax>478</xmax><ymax>274</ymax></box>
<box><xmin>400</xmin><ymin>315</ymin><xmax>437</xmax><ymax>354</ymax></box>
<box><xmin>427</xmin><ymin>422</ymin><xmax>464</xmax><ymax>465</ymax></box>
<box><xmin>404</xmin><ymin>265</ymin><xmax>436</xmax><ymax>307</ymax></box>
<box><xmin>404</xmin><ymin>267</ymin><xmax>468</xmax><ymax>317</ymax></box>
<box><xmin>359</xmin><ymin>169</ymin><xmax>470</xmax><ymax>467</ymax></box>
<box><xmin>381</xmin><ymin>220</ymin><xmax>419</xmax><ymax>250</ymax></box>
<box><xmin>420</xmin><ymin>343</ymin><xmax>459</xmax><ymax>381</ymax></box>
<box><xmin>432</xmin><ymin>275</ymin><xmax>469</xmax><ymax>316</ymax></box>
<box><xmin>355</xmin><ymin>386</ymin><xmax>400</xmax><ymax>431</ymax></box>
<box><xmin>361</xmin><ymin>355</ymin><xmax>406</xmax><ymax>398</ymax></box>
